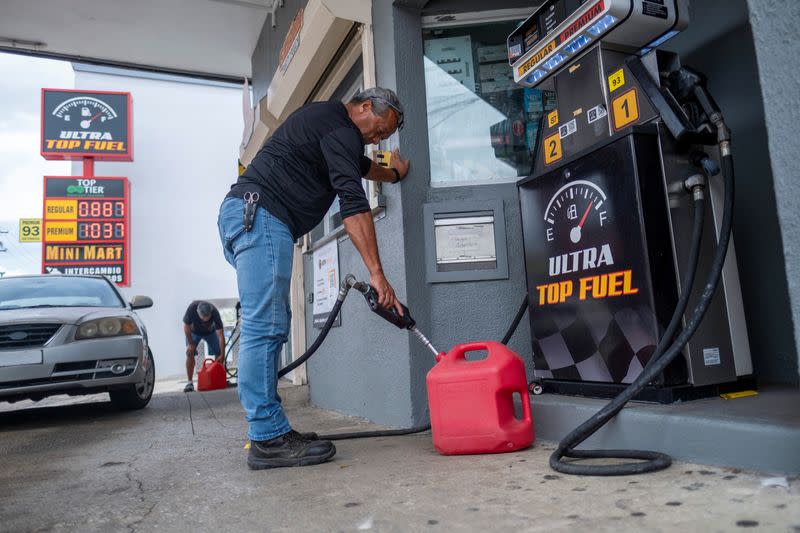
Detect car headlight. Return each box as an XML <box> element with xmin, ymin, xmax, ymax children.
<box><xmin>75</xmin><ymin>317</ymin><xmax>140</xmax><ymax>340</ymax></box>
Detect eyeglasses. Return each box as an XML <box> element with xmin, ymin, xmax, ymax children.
<box><xmin>370</xmin><ymin>97</ymin><xmax>404</xmax><ymax>131</ymax></box>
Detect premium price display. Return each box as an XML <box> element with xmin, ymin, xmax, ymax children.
<box><xmin>77</xmin><ymin>221</ymin><xmax>126</xmax><ymax>240</ymax></box>
<box><xmin>42</xmin><ymin>176</ymin><xmax>130</xmax><ymax>286</ymax></box>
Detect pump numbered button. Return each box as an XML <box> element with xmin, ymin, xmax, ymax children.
<box><xmin>612</xmin><ymin>88</ymin><xmax>639</xmax><ymax>131</ymax></box>
<box><xmin>543</xmin><ymin>132</ymin><xmax>563</xmax><ymax>165</ymax></box>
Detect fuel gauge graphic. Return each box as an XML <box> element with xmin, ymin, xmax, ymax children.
<box><xmin>52</xmin><ymin>97</ymin><xmax>118</xmax><ymax>129</ymax></box>
<box><xmin>544</xmin><ymin>180</ymin><xmax>609</xmax><ymax>244</ymax></box>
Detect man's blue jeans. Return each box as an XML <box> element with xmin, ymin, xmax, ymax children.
<box><xmin>218</xmin><ymin>197</ymin><xmax>293</xmax><ymax>442</ymax></box>
<box><xmin>186</xmin><ymin>331</ymin><xmax>220</xmax><ymax>356</ymax></box>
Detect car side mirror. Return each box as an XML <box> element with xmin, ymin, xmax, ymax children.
<box><xmin>130</xmin><ymin>295</ymin><xmax>153</xmax><ymax>310</ymax></box>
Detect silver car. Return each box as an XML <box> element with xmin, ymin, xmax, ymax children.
<box><xmin>0</xmin><ymin>275</ymin><xmax>155</xmax><ymax>409</ymax></box>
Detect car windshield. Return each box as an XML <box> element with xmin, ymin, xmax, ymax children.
<box><xmin>0</xmin><ymin>276</ymin><xmax>125</xmax><ymax>310</ymax></box>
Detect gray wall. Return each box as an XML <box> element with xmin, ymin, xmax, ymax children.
<box><xmin>746</xmin><ymin>0</ymin><xmax>800</xmax><ymax>384</ymax></box>
<box><xmin>665</xmin><ymin>0</ymin><xmax>798</xmax><ymax>386</ymax></box>
<box><xmin>391</xmin><ymin>2</ymin><xmax>536</xmax><ymax>427</ymax></box>
<box><xmin>306</xmin><ymin>0</ymin><xmax>535</xmax><ymax>427</ymax></box>
<box><xmin>300</xmin><ymin>1</ymin><xmax>415</xmax><ymax>427</ymax></box>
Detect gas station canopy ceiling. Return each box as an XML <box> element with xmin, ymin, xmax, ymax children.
<box><xmin>0</xmin><ymin>0</ymin><xmax>275</xmax><ymax>82</ymax></box>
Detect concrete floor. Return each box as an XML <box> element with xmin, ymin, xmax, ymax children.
<box><xmin>1</xmin><ymin>383</ymin><xmax>799</xmax><ymax>533</ymax></box>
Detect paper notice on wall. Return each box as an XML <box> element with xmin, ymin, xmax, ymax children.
<box><xmin>312</xmin><ymin>239</ymin><xmax>341</xmax><ymax>329</ymax></box>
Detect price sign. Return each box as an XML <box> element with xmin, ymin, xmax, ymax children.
<box><xmin>42</xmin><ymin>176</ymin><xmax>130</xmax><ymax>286</ymax></box>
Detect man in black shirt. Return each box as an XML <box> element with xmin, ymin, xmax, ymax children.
<box><xmin>182</xmin><ymin>301</ymin><xmax>226</xmax><ymax>392</ymax></box>
<box><xmin>218</xmin><ymin>87</ymin><xmax>409</xmax><ymax>470</ymax></box>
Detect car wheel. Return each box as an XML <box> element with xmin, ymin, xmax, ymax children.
<box><xmin>110</xmin><ymin>348</ymin><xmax>156</xmax><ymax>410</ymax></box>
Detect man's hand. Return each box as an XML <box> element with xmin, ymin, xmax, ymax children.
<box><xmin>342</xmin><ymin>212</ymin><xmax>403</xmax><ymax>316</ymax></box>
<box><xmin>390</xmin><ymin>149</ymin><xmax>410</xmax><ymax>181</ymax></box>
<box><xmin>185</xmin><ymin>344</ymin><xmax>196</xmax><ymax>358</ymax></box>
<box><xmin>370</xmin><ymin>272</ymin><xmax>404</xmax><ymax>316</ymax></box>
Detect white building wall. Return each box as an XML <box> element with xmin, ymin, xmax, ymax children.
<box><xmin>72</xmin><ymin>66</ymin><xmax>242</xmax><ymax>379</ymax></box>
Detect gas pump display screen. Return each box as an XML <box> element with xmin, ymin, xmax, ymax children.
<box><xmin>510</xmin><ymin>0</ymin><xmax>685</xmax><ymax>87</ymax></box>
<box><xmin>42</xmin><ymin>177</ymin><xmax>130</xmax><ymax>286</ymax></box>
<box><xmin>519</xmin><ymin>135</ymin><xmax>667</xmax><ymax>383</ymax></box>
<box><xmin>508</xmin><ymin>0</ymin><xmax>583</xmax><ymax>64</ymax></box>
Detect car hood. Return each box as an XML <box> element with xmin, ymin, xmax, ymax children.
<box><xmin>0</xmin><ymin>307</ymin><xmax>131</xmax><ymax>326</ymax></box>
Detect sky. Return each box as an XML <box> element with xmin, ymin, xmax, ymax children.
<box><xmin>0</xmin><ymin>52</ymin><xmax>72</xmax><ymax>276</ymax></box>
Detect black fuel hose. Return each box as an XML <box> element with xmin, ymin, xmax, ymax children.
<box><xmin>223</xmin><ymin>326</ymin><xmax>240</xmax><ymax>378</ymax></box>
<box><xmin>502</xmin><ymin>294</ymin><xmax>530</xmax><ymax>345</ymax></box>
<box><xmin>288</xmin><ymin>291</ymin><xmax>529</xmax><ymax>441</ymax></box>
<box><xmin>317</xmin><ymin>295</ymin><xmax>533</xmax><ymax>440</ymax></box>
<box><xmin>278</xmin><ymin>298</ymin><xmax>344</xmax><ymax>379</ymax></box>
<box><xmin>642</xmin><ymin>189</ymin><xmax>705</xmax><ymax>373</ymax></box>
<box><xmin>549</xmin><ymin>149</ymin><xmax>734</xmax><ymax>476</ymax></box>
<box><xmin>318</xmin><ymin>425</ymin><xmax>432</xmax><ymax>441</ymax></box>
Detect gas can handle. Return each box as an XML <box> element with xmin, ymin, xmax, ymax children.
<box><xmin>203</xmin><ymin>359</ymin><xmax>214</xmax><ymax>368</ymax></box>
<box><xmin>520</xmin><ymin>389</ymin><xmax>532</xmax><ymax>424</ymax></box>
<box><xmin>448</xmin><ymin>341</ymin><xmax>491</xmax><ymax>361</ymax></box>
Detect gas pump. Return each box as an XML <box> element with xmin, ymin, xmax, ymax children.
<box><xmin>510</xmin><ymin>0</ymin><xmax>753</xmax><ymax>403</ymax></box>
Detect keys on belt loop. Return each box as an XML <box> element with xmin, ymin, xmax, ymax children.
<box><xmin>243</xmin><ymin>191</ymin><xmax>260</xmax><ymax>232</ymax></box>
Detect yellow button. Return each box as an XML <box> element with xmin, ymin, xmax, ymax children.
<box><xmin>612</xmin><ymin>89</ymin><xmax>639</xmax><ymax>130</ymax></box>
<box><xmin>543</xmin><ymin>132</ymin><xmax>563</xmax><ymax>165</ymax></box>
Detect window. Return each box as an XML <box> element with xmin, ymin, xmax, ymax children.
<box><xmin>423</xmin><ymin>16</ymin><xmax>555</xmax><ymax>186</ymax></box>
<box><xmin>0</xmin><ymin>276</ymin><xmax>124</xmax><ymax>309</ymax></box>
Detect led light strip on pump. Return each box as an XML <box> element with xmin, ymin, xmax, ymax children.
<box><xmin>511</xmin><ymin>0</ymin><xmax>683</xmax><ymax>88</ymax></box>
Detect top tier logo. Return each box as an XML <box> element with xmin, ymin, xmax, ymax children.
<box><xmin>41</xmin><ymin>89</ymin><xmax>133</xmax><ymax>161</ymax></box>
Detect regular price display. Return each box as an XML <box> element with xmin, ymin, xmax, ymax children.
<box><xmin>77</xmin><ymin>221</ymin><xmax>125</xmax><ymax>241</ymax></box>
<box><xmin>78</xmin><ymin>199</ymin><xmax>125</xmax><ymax>219</ymax></box>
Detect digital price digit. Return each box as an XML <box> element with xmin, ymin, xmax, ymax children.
<box><xmin>78</xmin><ymin>221</ymin><xmax>125</xmax><ymax>240</ymax></box>
<box><xmin>78</xmin><ymin>200</ymin><xmax>126</xmax><ymax>219</ymax></box>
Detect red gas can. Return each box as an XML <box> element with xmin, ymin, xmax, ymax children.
<box><xmin>197</xmin><ymin>359</ymin><xmax>227</xmax><ymax>391</ymax></box>
<box><xmin>426</xmin><ymin>341</ymin><xmax>534</xmax><ymax>455</ymax></box>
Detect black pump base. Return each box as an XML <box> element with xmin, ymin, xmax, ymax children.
<box><xmin>532</xmin><ymin>377</ymin><xmax>756</xmax><ymax>404</ymax></box>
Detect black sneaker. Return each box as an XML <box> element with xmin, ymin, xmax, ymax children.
<box><xmin>247</xmin><ymin>430</ymin><xmax>335</xmax><ymax>470</ymax></box>
<box><xmin>184</xmin><ymin>382</ymin><xmax>194</xmax><ymax>392</ymax></box>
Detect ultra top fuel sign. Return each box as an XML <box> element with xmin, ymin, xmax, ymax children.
<box><xmin>41</xmin><ymin>89</ymin><xmax>133</xmax><ymax>161</ymax></box>
<box><xmin>42</xmin><ymin>177</ymin><xmax>130</xmax><ymax>286</ymax></box>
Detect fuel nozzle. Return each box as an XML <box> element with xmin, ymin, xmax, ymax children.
<box><xmin>362</xmin><ymin>286</ymin><xmax>416</xmax><ymax>330</ymax></box>
<box><xmin>362</xmin><ymin>286</ymin><xmax>440</xmax><ymax>356</ymax></box>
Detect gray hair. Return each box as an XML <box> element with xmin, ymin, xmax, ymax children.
<box><xmin>350</xmin><ymin>87</ymin><xmax>404</xmax><ymax>129</ymax></box>
<box><xmin>197</xmin><ymin>301</ymin><xmax>213</xmax><ymax>318</ymax></box>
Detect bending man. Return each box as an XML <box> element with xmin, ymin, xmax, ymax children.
<box><xmin>218</xmin><ymin>87</ymin><xmax>409</xmax><ymax>470</ymax></box>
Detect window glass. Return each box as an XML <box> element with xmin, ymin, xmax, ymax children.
<box><xmin>0</xmin><ymin>276</ymin><xmax>124</xmax><ymax>309</ymax></box>
<box><xmin>423</xmin><ymin>21</ymin><xmax>555</xmax><ymax>186</ymax></box>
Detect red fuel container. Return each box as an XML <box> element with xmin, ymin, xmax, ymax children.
<box><xmin>426</xmin><ymin>341</ymin><xmax>534</xmax><ymax>455</ymax></box>
<box><xmin>197</xmin><ymin>359</ymin><xmax>227</xmax><ymax>391</ymax></box>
